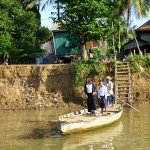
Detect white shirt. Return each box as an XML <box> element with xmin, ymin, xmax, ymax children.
<box><xmin>98</xmin><ymin>85</ymin><xmax>107</xmax><ymax>99</ymax></box>
<box><xmin>104</xmin><ymin>81</ymin><xmax>113</xmax><ymax>96</ymax></box>
<box><xmin>86</xmin><ymin>84</ymin><xmax>93</xmax><ymax>93</ymax></box>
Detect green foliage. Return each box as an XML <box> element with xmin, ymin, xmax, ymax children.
<box><xmin>107</xmin><ymin>59</ymin><xmax>116</xmax><ymax>69</ymax></box>
<box><xmin>126</xmin><ymin>55</ymin><xmax>150</xmax><ymax>72</ymax></box>
<box><xmin>127</xmin><ymin>54</ymin><xmax>150</xmax><ymax>79</ymax></box>
<box><xmin>143</xmin><ymin>54</ymin><xmax>150</xmax><ymax>68</ymax></box>
<box><xmin>55</xmin><ymin>0</ymin><xmax>114</xmax><ymax>45</ymax></box>
<box><xmin>126</xmin><ymin>55</ymin><xmax>141</xmax><ymax>72</ymax></box>
<box><xmin>0</xmin><ymin>34</ymin><xmax>12</xmax><ymax>51</ymax></box>
<box><xmin>38</xmin><ymin>0</ymin><xmax>150</xmax><ymax>61</ymax></box>
<box><xmin>0</xmin><ymin>0</ymin><xmax>40</xmax><ymax>64</ymax></box>
<box><xmin>73</xmin><ymin>60</ymin><xmax>106</xmax><ymax>87</ymax></box>
<box><xmin>90</xmin><ymin>48</ymin><xmax>106</xmax><ymax>60</ymax></box>
<box><xmin>37</xmin><ymin>27</ymin><xmax>52</xmax><ymax>44</ymax></box>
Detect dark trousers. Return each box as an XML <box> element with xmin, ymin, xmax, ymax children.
<box><xmin>87</xmin><ymin>93</ymin><xmax>96</xmax><ymax>112</ymax></box>
<box><xmin>99</xmin><ymin>96</ymin><xmax>105</xmax><ymax>108</ymax></box>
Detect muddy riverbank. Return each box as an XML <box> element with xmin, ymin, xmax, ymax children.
<box><xmin>0</xmin><ymin>64</ymin><xmax>149</xmax><ymax>111</ymax></box>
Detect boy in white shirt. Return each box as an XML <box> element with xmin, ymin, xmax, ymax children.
<box><xmin>98</xmin><ymin>80</ymin><xmax>107</xmax><ymax>114</ymax></box>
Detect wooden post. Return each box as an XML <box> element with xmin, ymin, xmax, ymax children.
<box><xmin>118</xmin><ymin>18</ymin><xmax>121</xmax><ymax>60</ymax></box>
<box><xmin>144</xmin><ymin>49</ymin><xmax>146</xmax><ymax>55</ymax></box>
<box><xmin>133</xmin><ymin>49</ymin><xmax>135</xmax><ymax>55</ymax></box>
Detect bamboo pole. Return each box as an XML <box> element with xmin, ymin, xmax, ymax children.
<box><xmin>117</xmin><ymin>98</ymin><xmax>147</xmax><ymax>116</ymax></box>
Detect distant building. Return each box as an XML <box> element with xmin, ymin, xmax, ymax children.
<box><xmin>51</xmin><ymin>23</ymin><xmax>80</xmax><ymax>63</ymax></box>
<box><xmin>122</xmin><ymin>20</ymin><xmax>150</xmax><ymax>56</ymax></box>
<box><xmin>38</xmin><ymin>23</ymin><xmax>107</xmax><ymax>64</ymax></box>
<box><xmin>36</xmin><ymin>37</ymin><xmax>56</xmax><ymax>64</ymax></box>
<box><xmin>86</xmin><ymin>41</ymin><xmax>107</xmax><ymax>52</ymax></box>
<box><xmin>136</xmin><ymin>21</ymin><xmax>150</xmax><ymax>42</ymax></box>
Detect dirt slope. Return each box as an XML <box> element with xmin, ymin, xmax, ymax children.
<box><xmin>0</xmin><ymin>65</ymin><xmax>149</xmax><ymax>111</ymax></box>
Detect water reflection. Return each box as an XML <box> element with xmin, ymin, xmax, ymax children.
<box><xmin>114</xmin><ymin>106</ymin><xmax>150</xmax><ymax>150</ymax></box>
<box><xmin>61</xmin><ymin>120</ymin><xmax>123</xmax><ymax>150</ymax></box>
<box><xmin>0</xmin><ymin>107</ymin><xmax>149</xmax><ymax>150</ymax></box>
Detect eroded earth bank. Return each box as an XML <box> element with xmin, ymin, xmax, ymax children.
<box><xmin>0</xmin><ymin>64</ymin><xmax>149</xmax><ymax>111</ymax></box>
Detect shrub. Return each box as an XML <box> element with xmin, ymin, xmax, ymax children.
<box><xmin>90</xmin><ymin>48</ymin><xmax>106</xmax><ymax>60</ymax></box>
<box><xmin>126</xmin><ymin>54</ymin><xmax>150</xmax><ymax>72</ymax></box>
<box><xmin>72</xmin><ymin>60</ymin><xmax>106</xmax><ymax>87</ymax></box>
<box><xmin>126</xmin><ymin>55</ymin><xmax>141</xmax><ymax>72</ymax></box>
<box><xmin>107</xmin><ymin>59</ymin><xmax>116</xmax><ymax>69</ymax></box>
<box><xmin>143</xmin><ymin>54</ymin><xmax>150</xmax><ymax>68</ymax></box>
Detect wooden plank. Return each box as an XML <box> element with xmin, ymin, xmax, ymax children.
<box><xmin>116</xmin><ymin>82</ymin><xmax>130</xmax><ymax>85</ymax></box>
<box><xmin>116</xmin><ymin>86</ymin><xmax>130</xmax><ymax>88</ymax></box>
<box><xmin>116</xmin><ymin>79</ymin><xmax>130</xmax><ymax>81</ymax></box>
<box><xmin>117</xmin><ymin>66</ymin><xmax>129</xmax><ymax>69</ymax></box>
<box><xmin>116</xmin><ymin>71</ymin><xmax>130</xmax><ymax>73</ymax></box>
<box><xmin>118</xmin><ymin>93</ymin><xmax>130</xmax><ymax>95</ymax></box>
<box><xmin>115</xmin><ymin>62</ymin><xmax>132</xmax><ymax>107</ymax></box>
<box><xmin>117</xmin><ymin>68</ymin><xmax>130</xmax><ymax>70</ymax></box>
<box><xmin>117</xmin><ymin>89</ymin><xmax>131</xmax><ymax>91</ymax></box>
<box><xmin>116</xmin><ymin>75</ymin><xmax>130</xmax><ymax>77</ymax></box>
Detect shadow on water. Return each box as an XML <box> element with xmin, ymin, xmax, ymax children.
<box><xmin>18</xmin><ymin>120</ymin><xmax>62</xmax><ymax>139</ymax></box>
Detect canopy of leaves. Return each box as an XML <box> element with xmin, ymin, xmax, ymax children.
<box><xmin>72</xmin><ymin>59</ymin><xmax>106</xmax><ymax>87</ymax></box>
<box><xmin>54</xmin><ymin>0</ymin><xmax>115</xmax><ymax>45</ymax></box>
<box><xmin>37</xmin><ymin>27</ymin><xmax>52</xmax><ymax>44</ymax></box>
<box><xmin>0</xmin><ymin>0</ymin><xmax>40</xmax><ymax>64</ymax></box>
<box><xmin>37</xmin><ymin>0</ymin><xmax>150</xmax><ymax>58</ymax></box>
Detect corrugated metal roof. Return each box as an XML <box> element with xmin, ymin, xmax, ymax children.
<box><xmin>136</xmin><ymin>25</ymin><xmax>150</xmax><ymax>31</ymax></box>
<box><xmin>51</xmin><ymin>23</ymin><xmax>59</xmax><ymax>31</ymax></box>
<box><xmin>51</xmin><ymin>23</ymin><xmax>66</xmax><ymax>32</ymax></box>
<box><xmin>135</xmin><ymin>20</ymin><xmax>150</xmax><ymax>31</ymax></box>
<box><xmin>122</xmin><ymin>38</ymin><xmax>149</xmax><ymax>50</ymax></box>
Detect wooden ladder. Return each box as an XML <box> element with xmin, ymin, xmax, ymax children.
<box><xmin>115</xmin><ymin>61</ymin><xmax>133</xmax><ymax>104</ymax></box>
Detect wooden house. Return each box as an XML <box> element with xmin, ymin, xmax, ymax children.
<box><xmin>51</xmin><ymin>23</ymin><xmax>80</xmax><ymax>63</ymax></box>
<box><xmin>38</xmin><ymin>23</ymin><xmax>107</xmax><ymax>64</ymax></box>
<box><xmin>136</xmin><ymin>20</ymin><xmax>150</xmax><ymax>42</ymax></box>
<box><xmin>122</xmin><ymin>20</ymin><xmax>150</xmax><ymax>56</ymax></box>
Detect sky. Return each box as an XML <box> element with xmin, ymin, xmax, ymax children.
<box><xmin>40</xmin><ymin>3</ymin><xmax>150</xmax><ymax>30</ymax></box>
<box><xmin>132</xmin><ymin>16</ymin><xmax>150</xmax><ymax>28</ymax></box>
<box><xmin>40</xmin><ymin>0</ymin><xmax>53</xmax><ymax>30</ymax></box>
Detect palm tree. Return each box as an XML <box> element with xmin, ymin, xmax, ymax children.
<box><xmin>41</xmin><ymin>0</ymin><xmax>61</xmax><ymax>19</ymax></box>
<box><xmin>125</xmin><ymin>0</ymin><xmax>150</xmax><ymax>55</ymax></box>
<box><xmin>22</xmin><ymin>0</ymin><xmax>41</xmax><ymax>10</ymax></box>
<box><xmin>23</xmin><ymin>0</ymin><xmax>62</xmax><ymax>20</ymax></box>
<box><xmin>121</xmin><ymin>0</ymin><xmax>150</xmax><ymax>40</ymax></box>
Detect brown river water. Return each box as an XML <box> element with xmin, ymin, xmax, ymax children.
<box><xmin>0</xmin><ymin>106</ymin><xmax>149</xmax><ymax>150</ymax></box>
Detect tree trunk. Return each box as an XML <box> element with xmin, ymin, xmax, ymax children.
<box><xmin>57</xmin><ymin>1</ymin><xmax>60</xmax><ymax>19</ymax></box>
<box><xmin>80</xmin><ymin>45</ymin><xmax>88</xmax><ymax>60</ymax></box>
<box><xmin>126</xmin><ymin>5</ymin><xmax>131</xmax><ymax>42</ymax></box>
<box><xmin>112</xmin><ymin>22</ymin><xmax>115</xmax><ymax>54</ymax></box>
<box><xmin>118</xmin><ymin>18</ymin><xmax>121</xmax><ymax>60</ymax></box>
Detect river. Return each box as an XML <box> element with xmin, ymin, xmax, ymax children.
<box><xmin>0</xmin><ymin>106</ymin><xmax>149</xmax><ymax>150</ymax></box>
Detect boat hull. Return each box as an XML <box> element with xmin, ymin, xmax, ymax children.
<box><xmin>58</xmin><ymin>108</ymin><xmax>123</xmax><ymax>134</ymax></box>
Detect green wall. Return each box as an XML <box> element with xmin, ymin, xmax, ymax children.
<box><xmin>53</xmin><ymin>31</ymin><xmax>80</xmax><ymax>57</ymax></box>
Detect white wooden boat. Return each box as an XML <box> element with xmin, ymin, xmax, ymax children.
<box><xmin>57</xmin><ymin>105</ymin><xmax>123</xmax><ymax>135</ymax></box>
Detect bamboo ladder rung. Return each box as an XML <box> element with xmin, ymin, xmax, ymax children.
<box><xmin>115</xmin><ymin>62</ymin><xmax>132</xmax><ymax>103</ymax></box>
